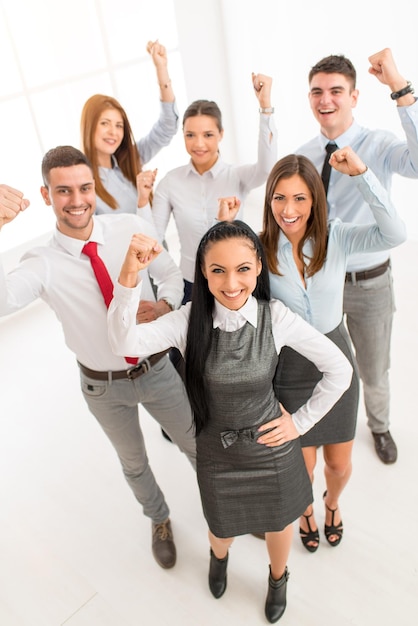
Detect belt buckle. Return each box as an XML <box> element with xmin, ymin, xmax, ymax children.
<box><xmin>126</xmin><ymin>358</ymin><xmax>150</xmax><ymax>380</ymax></box>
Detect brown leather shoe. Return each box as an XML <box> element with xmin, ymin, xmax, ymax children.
<box><xmin>372</xmin><ymin>431</ymin><xmax>398</xmax><ymax>464</ymax></box>
<box><xmin>152</xmin><ymin>519</ymin><xmax>176</xmax><ymax>569</ymax></box>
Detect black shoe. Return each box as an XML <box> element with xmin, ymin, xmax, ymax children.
<box><xmin>265</xmin><ymin>566</ymin><xmax>289</xmax><ymax>623</ymax></box>
<box><xmin>323</xmin><ymin>491</ymin><xmax>343</xmax><ymax>547</ymax></box>
<box><xmin>208</xmin><ymin>549</ymin><xmax>228</xmax><ymax>598</ymax></box>
<box><xmin>299</xmin><ymin>510</ymin><xmax>319</xmax><ymax>552</ymax></box>
<box><xmin>372</xmin><ymin>431</ymin><xmax>397</xmax><ymax>464</ymax></box>
<box><xmin>161</xmin><ymin>427</ymin><xmax>173</xmax><ymax>443</ymax></box>
<box><xmin>152</xmin><ymin>519</ymin><xmax>176</xmax><ymax>569</ymax></box>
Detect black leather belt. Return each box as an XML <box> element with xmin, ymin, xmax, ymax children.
<box><xmin>345</xmin><ymin>259</ymin><xmax>390</xmax><ymax>283</ymax></box>
<box><xmin>77</xmin><ymin>349</ymin><xmax>170</xmax><ymax>381</ymax></box>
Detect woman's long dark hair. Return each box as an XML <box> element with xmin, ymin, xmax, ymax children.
<box><xmin>185</xmin><ymin>220</ymin><xmax>270</xmax><ymax>435</ymax></box>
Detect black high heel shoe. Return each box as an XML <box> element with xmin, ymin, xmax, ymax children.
<box><xmin>265</xmin><ymin>566</ymin><xmax>289</xmax><ymax>623</ymax></box>
<box><xmin>208</xmin><ymin>549</ymin><xmax>228</xmax><ymax>598</ymax></box>
<box><xmin>299</xmin><ymin>510</ymin><xmax>319</xmax><ymax>552</ymax></box>
<box><xmin>323</xmin><ymin>490</ymin><xmax>343</xmax><ymax>547</ymax></box>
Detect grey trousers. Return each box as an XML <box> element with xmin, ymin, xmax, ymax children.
<box><xmin>80</xmin><ymin>356</ymin><xmax>196</xmax><ymax>523</ymax></box>
<box><xmin>343</xmin><ymin>265</ymin><xmax>395</xmax><ymax>434</ymax></box>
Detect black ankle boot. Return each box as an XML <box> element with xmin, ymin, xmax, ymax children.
<box><xmin>208</xmin><ymin>548</ymin><xmax>228</xmax><ymax>598</ymax></box>
<box><xmin>264</xmin><ymin>566</ymin><xmax>289</xmax><ymax>623</ymax></box>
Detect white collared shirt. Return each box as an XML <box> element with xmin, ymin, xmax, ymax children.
<box><xmin>108</xmin><ymin>292</ymin><xmax>352</xmax><ymax>435</ymax></box>
<box><xmin>140</xmin><ymin>114</ymin><xmax>278</xmax><ymax>281</ymax></box>
<box><xmin>0</xmin><ymin>213</ymin><xmax>184</xmax><ymax>371</ymax></box>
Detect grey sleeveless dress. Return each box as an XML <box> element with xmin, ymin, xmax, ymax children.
<box><xmin>196</xmin><ymin>301</ymin><xmax>312</xmax><ymax>538</ymax></box>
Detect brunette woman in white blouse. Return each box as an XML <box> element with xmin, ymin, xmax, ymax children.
<box><xmin>108</xmin><ymin>220</ymin><xmax>352</xmax><ymax>623</ymax></box>
<box><xmin>137</xmin><ymin>73</ymin><xmax>278</xmax><ymax>304</ymax></box>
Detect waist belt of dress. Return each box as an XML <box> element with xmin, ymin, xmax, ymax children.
<box><xmin>77</xmin><ymin>349</ymin><xmax>170</xmax><ymax>381</ymax></box>
<box><xmin>345</xmin><ymin>259</ymin><xmax>390</xmax><ymax>283</ymax></box>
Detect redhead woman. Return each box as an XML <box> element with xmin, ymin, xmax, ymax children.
<box><xmin>80</xmin><ymin>40</ymin><xmax>178</xmax><ymax>216</ymax></box>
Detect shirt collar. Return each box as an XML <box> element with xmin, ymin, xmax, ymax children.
<box><xmin>212</xmin><ymin>295</ymin><xmax>258</xmax><ymax>328</ymax></box>
<box><xmin>319</xmin><ymin>119</ymin><xmax>361</xmax><ymax>150</ymax></box>
<box><xmin>54</xmin><ymin>218</ymin><xmax>105</xmax><ymax>257</ymax></box>
<box><xmin>185</xmin><ymin>155</ymin><xmax>225</xmax><ymax>178</ymax></box>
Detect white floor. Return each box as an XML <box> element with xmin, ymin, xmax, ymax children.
<box><xmin>0</xmin><ymin>235</ymin><xmax>417</xmax><ymax>626</ymax></box>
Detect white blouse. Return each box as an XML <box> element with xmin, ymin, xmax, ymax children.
<box><xmin>108</xmin><ymin>290</ymin><xmax>352</xmax><ymax>436</ymax></box>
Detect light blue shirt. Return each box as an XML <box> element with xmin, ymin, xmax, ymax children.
<box><xmin>297</xmin><ymin>99</ymin><xmax>418</xmax><ymax>271</ymax></box>
<box><xmin>146</xmin><ymin>113</ymin><xmax>278</xmax><ymax>281</ymax></box>
<box><xmin>95</xmin><ymin>101</ymin><xmax>179</xmax><ymax>215</ymax></box>
<box><xmin>269</xmin><ymin>168</ymin><xmax>407</xmax><ymax>334</ymax></box>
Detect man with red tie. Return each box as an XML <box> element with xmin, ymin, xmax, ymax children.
<box><xmin>0</xmin><ymin>146</ymin><xmax>196</xmax><ymax>570</ymax></box>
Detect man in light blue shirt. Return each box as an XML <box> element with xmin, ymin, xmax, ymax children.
<box><xmin>297</xmin><ymin>48</ymin><xmax>418</xmax><ymax>464</ymax></box>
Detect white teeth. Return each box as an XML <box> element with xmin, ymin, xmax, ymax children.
<box><xmin>69</xmin><ymin>210</ymin><xmax>85</xmax><ymax>215</ymax></box>
<box><xmin>225</xmin><ymin>290</ymin><xmax>241</xmax><ymax>298</ymax></box>
<box><xmin>283</xmin><ymin>217</ymin><xmax>298</xmax><ymax>224</ymax></box>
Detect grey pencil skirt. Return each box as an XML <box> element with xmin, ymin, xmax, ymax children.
<box><xmin>274</xmin><ymin>321</ymin><xmax>359</xmax><ymax>447</ymax></box>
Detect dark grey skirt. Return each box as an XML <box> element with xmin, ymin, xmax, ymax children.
<box><xmin>197</xmin><ymin>429</ymin><xmax>312</xmax><ymax>538</ymax></box>
<box><xmin>274</xmin><ymin>321</ymin><xmax>359</xmax><ymax>447</ymax></box>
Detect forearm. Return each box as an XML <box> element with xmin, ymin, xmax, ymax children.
<box><xmin>355</xmin><ymin>169</ymin><xmax>407</xmax><ymax>247</ymax></box>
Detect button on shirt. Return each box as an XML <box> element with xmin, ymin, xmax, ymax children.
<box><xmin>95</xmin><ymin>101</ymin><xmax>179</xmax><ymax>215</ymax></box>
<box><xmin>108</xmin><ymin>291</ymin><xmax>352</xmax><ymax>436</ymax></box>
<box><xmin>143</xmin><ymin>114</ymin><xmax>278</xmax><ymax>281</ymax></box>
<box><xmin>269</xmin><ymin>168</ymin><xmax>406</xmax><ymax>333</ymax></box>
<box><xmin>296</xmin><ymin>99</ymin><xmax>418</xmax><ymax>271</ymax></box>
<box><xmin>0</xmin><ymin>214</ymin><xmax>184</xmax><ymax>371</ymax></box>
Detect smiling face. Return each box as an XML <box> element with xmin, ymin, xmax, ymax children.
<box><xmin>201</xmin><ymin>237</ymin><xmax>262</xmax><ymax>310</ymax></box>
<box><xmin>40</xmin><ymin>164</ymin><xmax>96</xmax><ymax>240</ymax></box>
<box><xmin>93</xmin><ymin>107</ymin><xmax>124</xmax><ymax>166</ymax></box>
<box><xmin>183</xmin><ymin>114</ymin><xmax>223</xmax><ymax>174</ymax></box>
<box><xmin>271</xmin><ymin>174</ymin><xmax>313</xmax><ymax>245</ymax></box>
<box><xmin>308</xmin><ymin>72</ymin><xmax>358</xmax><ymax>139</ymax></box>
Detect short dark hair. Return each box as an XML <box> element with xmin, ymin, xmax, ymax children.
<box><xmin>309</xmin><ymin>54</ymin><xmax>356</xmax><ymax>90</ymax></box>
<box><xmin>42</xmin><ymin>145</ymin><xmax>92</xmax><ymax>186</ymax></box>
<box><xmin>182</xmin><ymin>99</ymin><xmax>223</xmax><ymax>132</ymax></box>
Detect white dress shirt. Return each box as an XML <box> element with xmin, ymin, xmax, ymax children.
<box><xmin>108</xmin><ymin>291</ymin><xmax>352</xmax><ymax>435</ymax></box>
<box><xmin>0</xmin><ymin>214</ymin><xmax>184</xmax><ymax>371</ymax></box>
<box><xmin>140</xmin><ymin>113</ymin><xmax>278</xmax><ymax>281</ymax></box>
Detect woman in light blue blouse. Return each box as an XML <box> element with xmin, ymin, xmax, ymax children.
<box><xmin>80</xmin><ymin>40</ymin><xmax>178</xmax><ymax>216</ymax></box>
<box><xmin>257</xmin><ymin>148</ymin><xmax>406</xmax><ymax>551</ymax></box>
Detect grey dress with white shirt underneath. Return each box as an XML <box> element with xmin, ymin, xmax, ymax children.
<box><xmin>196</xmin><ymin>301</ymin><xmax>312</xmax><ymax>538</ymax></box>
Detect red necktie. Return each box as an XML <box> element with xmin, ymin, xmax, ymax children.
<box><xmin>82</xmin><ymin>241</ymin><xmax>138</xmax><ymax>365</ymax></box>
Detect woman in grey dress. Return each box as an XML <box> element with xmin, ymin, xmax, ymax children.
<box><xmin>108</xmin><ymin>221</ymin><xmax>352</xmax><ymax>623</ymax></box>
